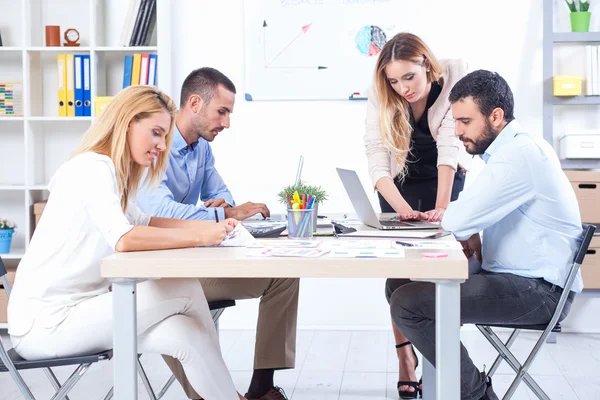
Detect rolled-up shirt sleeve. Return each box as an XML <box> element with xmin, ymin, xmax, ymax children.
<box><xmin>126</xmin><ymin>203</ymin><xmax>151</xmax><ymax>226</ymax></box>
<box><xmin>435</xmin><ymin>108</ymin><xmax>460</xmax><ymax>170</ymax></box>
<box><xmin>364</xmin><ymin>86</ymin><xmax>393</xmax><ymax>188</ymax></box>
<box><xmin>442</xmin><ymin>151</ymin><xmax>534</xmax><ymax>240</ymax></box>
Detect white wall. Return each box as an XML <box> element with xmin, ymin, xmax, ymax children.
<box><xmin>167</xmin><ymin>0</ymin><xmax>599</xmax><ymax>331</ymax></box>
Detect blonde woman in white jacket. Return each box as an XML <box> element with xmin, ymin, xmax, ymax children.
<box><xmin>8</xmin><ymin>86</ymin><xmax>245</xmax><ymax>400</ymax></box>
<box><xmin>364</xmin><ymin>33</ymin><xmax>471</xmax><ymax>398</ymax></box>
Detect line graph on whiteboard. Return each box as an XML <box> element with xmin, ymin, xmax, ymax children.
<box><xmin>244</xmin><ymin>0</ymin><xmax>400</xmax><ymax>100</ymax></box>
<box><xmin>262</xmin><ymin>21</ymin><xmax>328</xmax><ymax>70</ymax></box>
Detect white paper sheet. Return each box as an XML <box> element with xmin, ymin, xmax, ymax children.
<box><xmin>219</xmin><ymin>224</ymin><xmax>257</xmax><ymax>247</ymax></box>
<box><xmin>339</xmin><ymin>230</ymin><xmax>447</xmax><ymax>239</ymax></box>
<box><xmin>248</xmin><ymin>248</ymin><xmax>330</xmax><ymax>258</ymax></box>
<box><xmin>328</xmin><ymin>248</ymin><xmax>405</xmax><ymax>258</ymax></box>
<box><xmin>248</xmin><ymin>240</ymin><xmax>321</xmax><ymax>248</ymax></box>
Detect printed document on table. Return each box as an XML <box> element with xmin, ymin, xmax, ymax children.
<box><xmin>328</xmin><ymin>249</ymin><xmax>405</xmax><ymax>258</ymax></box>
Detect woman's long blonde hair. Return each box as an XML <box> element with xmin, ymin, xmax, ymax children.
<box><xmin>73</xmin><ymin>86</ymin><xmax>177</xmax><ymax>212</ymax></box>
<box><xmin>375</xmin><ymin>33</ymin><xmax>443</xmax><ymax>176</ymax></box>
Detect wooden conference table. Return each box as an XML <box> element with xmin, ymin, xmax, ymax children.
<box><xmin>101</xmin><ymin>221</ymin><xmax>467</xmax><ymax>400</ymax></box>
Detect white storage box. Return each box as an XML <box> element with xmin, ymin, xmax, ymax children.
<box><xmin>559</xmin><ymin>133</ymin><xmax>600</xmax><ymax>159</ymax></box>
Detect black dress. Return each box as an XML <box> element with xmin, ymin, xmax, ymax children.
<box><xmin>378</xmin><ymin>82</ymin><xmax>465</xmax><ymax>213</ymax></box>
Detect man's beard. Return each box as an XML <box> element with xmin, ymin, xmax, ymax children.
<box><xmin>462</xmin><ymin>120</ymin><xmax>498</xmax><ymax>155</ymax></box>
<box><xmin>196</xmin><ymin>120</ymin><xmax>214</xmax><ymax>142</ymax></box>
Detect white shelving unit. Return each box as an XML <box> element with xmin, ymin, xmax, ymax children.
<box><xmin>0</xmin><ymin>0</ymin><xmax>172</xmax><ymax>262</ymax></box>
<box><xmin>543</xmin><ymin>0</ymin><xmax>600</xmax><ymax>170</ymax></box>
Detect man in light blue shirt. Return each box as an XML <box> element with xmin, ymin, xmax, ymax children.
<box><xmin>137</xmin><ymin>68</ymin><xmax>298</xmax><ymax>400</ymax></box>
<box><xmin>137</xmin><ymin>72</ymin><xmax>269</xmax><ymax>222</ymax></box>
<box><xmin>387</xmin><ymin>70</ymin><xmax>582</xmax><ymax>400</ymax></box>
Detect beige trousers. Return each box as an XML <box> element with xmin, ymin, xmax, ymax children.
<box><xmin>163</xmin><ymin>277</ymin><xmax>300</xmax><ymax>399</ymax></box>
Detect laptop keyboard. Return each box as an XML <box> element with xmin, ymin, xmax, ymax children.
<box><xmin>380</xmin><ymin>220</ymin><xmax>416</xmax><ymax>227</ymax></box>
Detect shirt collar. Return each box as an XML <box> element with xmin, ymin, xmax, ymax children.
<box><xmin>480</xmin><ymin>120</ymin><xmax>522</xmax><ymax>163</ymax></box>
<box><xmin>172</xmin><ymin>124</ymin><xmax>198</xmax><ymax>155</ymax></box>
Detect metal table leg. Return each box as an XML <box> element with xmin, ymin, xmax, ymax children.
<box><xmin>435</xmin><ymin>280</ymin><xmax>461</xmax><ymax>400</ymax></box>
<box><xmin>112</xmin><ymin>279</ymin><xmax>138</xmax><ymax>400</ymax></box>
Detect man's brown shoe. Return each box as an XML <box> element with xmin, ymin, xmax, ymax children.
<box><xmin>244</xmin><ymin>386</ymin><xmax>288</xmax><ymax>400</ymax></box>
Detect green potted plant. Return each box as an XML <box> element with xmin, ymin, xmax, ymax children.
<box><xmin>277</xmin><ymin>180</ymin><xmax>328</xmax><ymax>232</ymax></box>
<box><xmin>566</xmin><ymin>0</ymin><xmax>591</xmax><ymax>32</ymax></box>
<box><xmin>0</xmin><ymin>218</ymin><xmax>16</xmax><ymax>254</ymax></box>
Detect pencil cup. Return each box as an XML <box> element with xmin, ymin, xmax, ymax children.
<box><xmin>287</xmin><ymin>209</ymin><xmax>314</xmax><ymax>239</ymax></box>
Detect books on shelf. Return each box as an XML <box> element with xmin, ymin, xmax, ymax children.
<box><xmin>57</xmin><ymin>54</ymin><xmax>91</xmax><ymax>117</ymax></box>
<box><xmin>120</xmin><ymin>0</ymin><xmax>157</xmax><ymax>47</ymax></box>
<box><xmin>584</xmin><ymin>45</ymin><xmax>600</xmax><ymax>96</ymax></box>
<box><xmin>0</xmin><ymin>81</ymin><xmax>23</xmax><ymax>116</ymax></box>
<box><xmin>123</xmin><ymin>53</ymin><xmax>158</xmax><ymax>88</ymax></box>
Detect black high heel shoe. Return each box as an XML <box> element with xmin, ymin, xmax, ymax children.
<box><xmin>396</xmin><ymin>341</ymin><xmax>422</xmax><ymax>399</ymax></box>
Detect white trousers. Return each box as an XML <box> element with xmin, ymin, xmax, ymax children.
<box><xmin>11</xmin><ymin>278</ymin><xmax>239</xmax><ymax>400</ymax></box>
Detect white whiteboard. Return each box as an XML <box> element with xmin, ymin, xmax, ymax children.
<box><xmin>243</xmin><ymin>0</ymin><xmax>403</xmax><ymax>101</ymax></box>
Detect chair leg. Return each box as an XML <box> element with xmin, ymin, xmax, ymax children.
<box><xmin>504</xmin><ymin>371</ymin><xmax>551</xmax><ymax>400</ymax></box>
<box><xmin>137</xmin><ymin>356</ymin><xmax>158</xmax><ymax>400</ymax></box>
<box><xmin>505</xmin><ymin>325</ymin><xmax>557</xmax><ymax>400</ymax></box>
<box><xmin>43</xmin><ymin>368</ymin><xmax>71</xmax><ymax>400</ymax></box>
<box><xmin>0</xmin><ymin>341</ymin><xmax>36</xmax><ymax>400</ymax></box>
<box><xmin>481</xmin><ymin>327</ymin><xmax>521</xmax><ymax>378</ymax></box>
<box><xmin>155</xmin><ymin>374</ymin><xmax>176</xmax><ymax>400</ymax></box>
<box><xmin>48</xmin><ymin>363</ymin><xmax>91</xmax><ymax>400</ymax></box>
<box><xmin>545</xmin><ymin>332</ymin><xmax>558</xmax><ymax>344</ymax></box>
<box><xmin>211</xmin><ymin>308</ymin><xmax>225</xmax><ymax>322</ymax></box>
<box><xmin>4</xmin><ymin>365</ymin><xmax>36</xmax><ymax>400</ymax></box>
<box><xmin>102</xmin><ymin>387</ymin><xmax>114</xmax><ymax>400</ymax></box>
<box><xmin>478</xmin><ymin>327</ymin><xmax>551</xmax><ymax>400</ymax></box>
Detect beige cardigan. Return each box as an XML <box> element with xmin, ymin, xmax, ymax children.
<box><xmin>364</xmin><ymin>59</ymin><xmax>473</xmax><ymax>188</ymax></box>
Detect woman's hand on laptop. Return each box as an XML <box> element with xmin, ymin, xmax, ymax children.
<box><xmin>397</xmin><ymin>209</ymin><xmax>428</xmax><ymax>221</ymax></box>
<box><xmin>424</xmin><ymin>207</ymin><xmax>445</xmax><ymax>222</ymax></box>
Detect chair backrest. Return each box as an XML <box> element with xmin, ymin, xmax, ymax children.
<box><xmin>574</xmin><ymin>224</ymin><xmax>596</xmax><ymax>265</ymax></box>
<box><xmin>0</xmin><ymin>256</ymin><xmax>12</xmax><ymax>297</ymax></box>
<box><xmin>563</xmin><ymin>224</ymin><xmax>596</xmax><ymax>294</ymax></box>
<box><xmin>0</xmin><ymin>256</ymin><xmax>15</xmax><ymax>377</ymax></box>
<box><xmin>0</xmin><ymin>255</ymin><xmax>7</xmax><ymax>277</ymax></box>
<box><xmin>546</xmin><ymin>224</ymin><xmax>597</xmax><ymax>330</ymax></box>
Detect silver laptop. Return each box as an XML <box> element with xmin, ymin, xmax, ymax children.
<box><xmin>336</xmin><ymin>168</ymin><xmax>440</xmax><ymax>230</ymax></box>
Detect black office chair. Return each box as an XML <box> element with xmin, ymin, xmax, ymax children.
<box><xmin>476</xmin><ymin>224</ymin><xmax>596</xmax><ymax>400</ymax></box>
<box><xmin>0</xmin><ymin>255</ymin><xmax>236</xmax><ymax>400</ymax></box>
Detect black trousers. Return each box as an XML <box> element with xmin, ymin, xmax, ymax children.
<box><xmin>378</xmin><ymin>171</ymin><xmax>465</xmax><ymax>212</ymax></box>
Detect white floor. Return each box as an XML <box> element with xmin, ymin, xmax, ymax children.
<box><xmin>1</xmin><ymin>329</ymin><xmax>600</xmax><ymax>399</ymax></box>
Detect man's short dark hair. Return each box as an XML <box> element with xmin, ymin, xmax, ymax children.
<box><xmin>449</xmin><ymin>70</ymin><xmax>515</xmax><ymax>122</ymax></box>
<box><xmin>180</xmin><ymin>67</ymin><xmax>236</xmax><ymax>108</ymax></box>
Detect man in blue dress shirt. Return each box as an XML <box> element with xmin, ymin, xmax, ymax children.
<box><xmin>138</xmin><ymin>68</ymin><xmax>298</xmax><ymax>400</ymax></box>
<box><xmin>387</xmin><ymin>70</ymin><xmax>582</xmax><ymax>400</ymax></box>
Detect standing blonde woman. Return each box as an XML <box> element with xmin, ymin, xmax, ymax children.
<box><xmin>7</xmin><ymin>86</ymin><xmax>245</xmax><ymax>400</ymax></box>
<box><xmin>364</xmin><ymin>33</ymin><xmax>471</xmax><ymax>398</ymax></box>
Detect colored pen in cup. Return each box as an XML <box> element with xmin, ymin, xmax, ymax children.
<box><xmin>395</xmin><ymin>241</ymin><xmax>415</xmax><ymax>247</ymax></box>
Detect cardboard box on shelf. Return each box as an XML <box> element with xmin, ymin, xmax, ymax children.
<box><xmin>0</xmin><ymin>266</ymin><xmax>17</xmax><ymax>323</ymax></box>
<box><xmin>33</xmin><ymin>201</ymin><xmax>47</xmax><ymax>226</ymax></box>
<box><xmin>0</xmin><ymin>290</ymin><xmax>7</xmax><ymax>323</ymax></box>
<box><xmin>581</xmin><ymin>236</ymin><xmax>600</xmax><ymax>289</ymax></box>
<box><xmin>564</xmin><ymin>171</ymin><xmax>600</xmax><ymax>224</ymax></box>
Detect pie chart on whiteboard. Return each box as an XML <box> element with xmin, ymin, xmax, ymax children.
<box><xmin>355</xmin><ymin>25</ymin><xmax>387</xmax><ymax>56</ymax></box>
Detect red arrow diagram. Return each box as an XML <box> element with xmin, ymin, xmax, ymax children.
<box><xmin>266</xmin><ymin>23</ymin><xmax>312</xmax><ymax>67</ymax></box>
